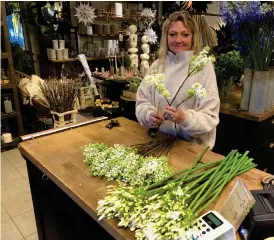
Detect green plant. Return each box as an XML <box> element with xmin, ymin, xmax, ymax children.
<box><xmin>126</xmin><ymin>77</ymin><xmax>142</xmax><ymax>92</ymax></box>
<box><xmin>215</xmin><ymin>50</ymin><xmax>244</xmax><ymax>82</ymax></box>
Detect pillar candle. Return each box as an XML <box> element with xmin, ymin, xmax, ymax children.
<box><xmin>2</xmin><ymin>133</ymin><xmax>12</xmax><ymax>143</ymax></box>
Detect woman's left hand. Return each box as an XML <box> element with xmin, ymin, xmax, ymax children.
<box><xmin>165</xmin><ymin>105</ymin><xmax>186</xmax><ymax>124</ymax></box>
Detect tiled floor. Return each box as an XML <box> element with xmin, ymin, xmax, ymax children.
<box><xmin>1</xmin><ymin>148</ymin><xmax>38</xmax><ymax>240</ymax></box>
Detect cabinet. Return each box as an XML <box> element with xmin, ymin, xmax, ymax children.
<box><xmin>1</xmin><ymin>2</ymin><xmax>24</xmax><ymax>150</ymax></box>
<box><xmin>25</xmin><ymin>159</ymin><xmax>114</xmax><ymax>240</ymax></box>
<box><xmin>213</xmin><ymin>88</ymin><xmax>274</xmax><ymax>174</ymax></box>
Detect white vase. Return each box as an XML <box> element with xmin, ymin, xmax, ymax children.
<box><xmin>52</xmin><ymin>40</ymin><xmax>58</xmax><ymax>50</ymax></box>
<box><xmin>240</xmin><ymin>68</ymin><xmax>253</xmax><ymax>110</ymax></box>
<box><xmin>59</xmin><ymin>40</ymin><xmax>65</xmax><ymax>49</ymax></box>
<box><xmin>265</xmin><ymin>68</ymin><xmax>274</xmax><ymax>111</ymax></box>
<box><xmin>249</xmin><ymin>70</ymin><xmax>270</xmax><ymax>115</ymax></box>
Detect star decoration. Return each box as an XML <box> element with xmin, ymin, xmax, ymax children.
<box><xmin>75</xmin><ymin>2</ymin><xmax>97</xmax><ymax>26</ymax></box>
<box><xmin>140</xmin><ymin>8</ymin><xmax>156</xmax><ymax>18</ymax></box>
<box><xmin>144</xmin><ymin>28</ymin><xmax>158</xmax><ymax>44</ymax></box>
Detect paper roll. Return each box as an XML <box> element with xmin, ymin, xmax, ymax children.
<box><xmin>103</xmin><ymin>24</ymin><xmax>111</xmax><ymax>35</ymax></box>
<box><xmin>115</xmin><ymin>3</ymin><xmax>123</xmax><ymax>17</ymax></box>
<box><xmin>2</xmin><ymin>133</ymin><xmax>12</xmax><ymax>143</ymax></box>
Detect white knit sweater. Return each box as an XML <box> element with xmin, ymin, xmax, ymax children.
<box><xmin>135</xmin><ymin>51</ymin><xmax>220</xmax><ymax>149</ymax></box>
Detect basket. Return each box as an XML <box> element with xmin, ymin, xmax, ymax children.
<box><xmin>15</xmin><ymin>71</ymin><xmax>51</xmax><ymax>117</ymax></box>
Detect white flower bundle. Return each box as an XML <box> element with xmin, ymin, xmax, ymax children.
<box><xmin>83</xmin><ymin>143</ymin><xmax>174</xmax><ymax>186</ymax></box>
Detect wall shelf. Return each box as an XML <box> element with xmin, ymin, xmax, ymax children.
<box><xmin>1</xmin><ymin>83</ymin><xmax>14</xmax><ymax>89</ymax></box>
<box><xmin>49</xmin><ymin>55</ymin><xmax>122</xmax><ymax>63</ymax></box>
<box><xmin>1</xmin><ymin>137</ymin><xmax>19</xmax><ymax>150</ymax></box>
<box><xmin>1</xmin><ymin>112</ymin><xmax>18</xmax><ymax>120</ymax></box>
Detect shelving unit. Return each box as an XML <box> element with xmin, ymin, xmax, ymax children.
<box><xmin>49</xmin><ymin>55</ymin><xmax>122</xmax><ymax>63</ymax></box>
<box><xmin>1</xmin><ymin>2</ymin><xmax>24</xmax><ymax>151</ymax></box>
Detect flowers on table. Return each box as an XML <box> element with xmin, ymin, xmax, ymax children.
<box><xmin>97</xmin><ymin>147</ymin><xmax>257</xmax><ymax>240</ymax></box>
<box><xmin>83</xmin><ymin>143</ymin><xmax>174</xmax><ymax>186</ymax></box>
<box><xmin>95</xmin><ymin>99</ymin><xmax>119</xmax><ymax>111</ymax></box>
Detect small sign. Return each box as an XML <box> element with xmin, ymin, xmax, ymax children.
<box><xmin>220</xmin><ymin>179</ymin><xmax>255</xmax><ymax>230</ymax></box>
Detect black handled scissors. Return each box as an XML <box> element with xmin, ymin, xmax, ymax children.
<box><xmin>261</xmin><ymin>175</ymin><xmax>274</xmax><ymax>189</ymax></box>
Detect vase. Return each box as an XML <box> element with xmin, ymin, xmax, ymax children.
<box><xmin>50</xmin><ymin>109</ymin><xmax>77</xmax><ymax>128</ymax></box>
<box><xmin>265</xmin><ymin>68</ymin><xmax>274</xmax><ymax>111</ymax></box>
<box><xmin>248</xmin><ymin>70</ymin><xmax>270</xmax><ymax>115</ymax></box>
<box><xmin>219</xmin><ymin>78</ymin><xmax>233</xmax><ymax>101</ymax></box>
<box><xmin>240</xmin><ymin>68</ymin><xmax>253</xmax><ymax>110</ymax></box>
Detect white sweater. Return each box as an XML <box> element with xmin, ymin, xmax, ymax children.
<box><xmin>135</xmin><ymin>51</ymin><xmax>220</xmax><ymax>149</ymax></box>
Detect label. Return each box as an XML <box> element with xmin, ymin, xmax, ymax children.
<box><xmin>220</xmin><ymin>179</ymin><xmax>255</xmax><ymax>230</ymax></box>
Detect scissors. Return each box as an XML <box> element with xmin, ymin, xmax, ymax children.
<box><xmin>261</xmin><ymin>175</ymin><xmax>274</xmax><ymax>189</ymax></box>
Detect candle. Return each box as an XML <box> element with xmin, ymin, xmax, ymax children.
<box><xmin>2</xmin><ymin>133</ymin><xmax>12</xmax><ymax>143</ymax></box>
<box><xmin>4</xmin><ymin>98</ymin><xmax>13</xmax><ymax>113</ymax></box>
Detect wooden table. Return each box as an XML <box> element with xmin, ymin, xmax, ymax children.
<box><xmin>19</xmin><ymin>117</ymin><xmax>267</xmax><ymax>240</ymax></box>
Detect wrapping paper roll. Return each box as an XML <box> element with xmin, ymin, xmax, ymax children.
<box><xmin>97</xmin><ymin>25</ymin><xmax>103</xmax><ymax>35</ymax></box>
<box><xmin>115</xmin><ymin>3</ymin><xmax>123</xmax><ymax>17</ymax></box>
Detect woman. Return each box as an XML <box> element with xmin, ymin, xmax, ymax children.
<box><xmin>136</xmin><ymin>11</ymin><xmax>220</xmax><ymax>149</ymax></box>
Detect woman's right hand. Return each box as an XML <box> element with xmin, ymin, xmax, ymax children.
<box><xmin>149</xmin><ymin>112</ymin><xmax>164</xmax><ymax>128</ymax></box>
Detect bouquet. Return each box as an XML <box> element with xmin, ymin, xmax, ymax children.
<box><xmin>220</xmin><ymin>2</ymin><xmax>274</xmax><ymax>70</ymax></box>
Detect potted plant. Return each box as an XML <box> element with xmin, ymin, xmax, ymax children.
<box><xmin>93</xmin><ymin>98</ymin><xmax>120</xmax><ymax>119</ymax></box>
<box><xmin>123</xmin><ymin>76</ymin><xmax>142</xmax><ymax>100</ymax></box>
<box><xmin>214</xmin><ymin>50</ymin><xmax>244</xmax><ymax>100</ymax></box>
<box><xmin>39</xmin><ymin>78</ymin><xmax>81</xmax><ymax>127</ymax></box>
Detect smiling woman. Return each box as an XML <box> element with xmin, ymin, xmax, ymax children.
<box><xmin>136</xmin><ymin>11</ymin><xmax>220</xmax><ymax>149</ymax></box>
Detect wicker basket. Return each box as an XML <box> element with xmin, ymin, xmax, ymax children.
<box><xmin>15</xmin><ymin>71</ymin><xmax>51</xmax><ymax>117</ymax></box>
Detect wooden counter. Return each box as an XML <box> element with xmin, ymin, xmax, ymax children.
<box><xmin>220</xmin><ymin>86</ymin><xmax>274</xmax><ymax>122</ymax></box>
<box><xmin>19</xmin><ymin>117</ymin><xmax>268</xmax><ymax>240</ymax></box>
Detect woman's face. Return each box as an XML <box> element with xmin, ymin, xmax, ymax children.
<box><xmin>167</xmin><ymin>21</ymin><xmax>193</xmax><ymax>54</ymax></box>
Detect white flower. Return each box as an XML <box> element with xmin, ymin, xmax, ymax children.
<box><xmin>75</xmin><ymin>2</ymin><xmax>97</xmax><ymax>25</ymax></box>
<box><xmin>144</xmin><ymin>28</ymin><xmax>158</xmax><ymax>44</ymax></box>
<box><xmin>141</xmin><ymin>8</ymin><xmax>156</xmax><ymax>18</ymax></box>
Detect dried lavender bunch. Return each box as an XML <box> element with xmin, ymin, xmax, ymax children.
<box><xmin>39</xmin><ymin>78</ymin><xmax>81</xmax><ymax>113</ymax></box>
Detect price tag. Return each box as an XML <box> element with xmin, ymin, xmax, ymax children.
<box><xmin>220</xmin><ymin>179</ymin><xmax>255</xmax><ymax>230</ymax></box>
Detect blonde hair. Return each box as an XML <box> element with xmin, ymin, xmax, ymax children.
<box><xmin>158</xmin><ymin>11</ymin><xmax>202</xmax><ymax>64</ymax></box>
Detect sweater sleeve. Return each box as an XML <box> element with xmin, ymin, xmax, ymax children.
<box><xmin>179</xmin><ymin>63</ymin><xmax>220</xmax><ymax>136</ymax></box>
<box><xmin>135</xmin><ymin>61</ymin><xmax>159</xmax><ymax>128</ymax></box>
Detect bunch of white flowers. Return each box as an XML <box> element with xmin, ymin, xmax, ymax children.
<box><xmin>187</xmin><ymin>82</ymin><xmax>207</xmax><ymax>99</ymax></box>
<box><xmin>143</xmin><ymin>70</ymin><xmax>170</xmax><ymax>99</ymax></box>
<box><xmin>97</xmin><ymin>185</ymin><xmax>199</xmax><ymax>240</ymax></box>
<box><xmin>188</xmin><ymin>46</ymin><xmax>216</xmax><ymax>76</ymax></box>
<box><xmin>83</xmin><ymin>143</ymin><xmax>174</xmax><ymax>186</ymax></box>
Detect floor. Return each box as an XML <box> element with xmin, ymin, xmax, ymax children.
<box><xmin>1</xmin><ymin>148</ymin><xmax>38</xmax><ymax>240</ymax></box>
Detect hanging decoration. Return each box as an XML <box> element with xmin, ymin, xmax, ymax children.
<box><xmin>140</xmin><ymin>8</ymin><xmax>156</xmax><ymax>27</ymax></box>
<box><xmin>74</xmin><ymin>2</ymin><xmax>97</xmax><ymax>25</ymax></box>
<box><xmin>144</xmin><ymin>28</ymin><xmax>158</xmax><ymax>44</ymax></box>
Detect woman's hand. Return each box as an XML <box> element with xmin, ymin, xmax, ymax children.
<box><xmin>149</xmin><ymin>112</ymin><xmax>164</xmax><ymax>128</ymax></box>
<box><xmin>165</xmin><ymin>105</ymin><xmax>186</xmax><ymax>124</ymax></box>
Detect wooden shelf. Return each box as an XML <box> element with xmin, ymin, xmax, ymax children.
<box><xmin>49</xmin><ymin>55</ymin><xmax>122</xmax><ymax>63</ymax></box>
<box><xmin>120</xmin><ymin>95</ymin><xmax>136</xmax><ymax>102</ymax></box>
<box><xmin>1</xmin><ymin>83</ymin><xmax>14</xmax><ymax>89</ymax></box>
<box><xmin>1</xmin><ymin>52</ymin><xmax>9</xmax><ymax>59</ymax></box>
<box><xmin>1</xmin><ymin>137</ymin><xmax>19</xmax><ymax>150</ymax></box>
<box><xmin>79</xmin><ymin>34</ymin><xmax>129</xmax><ymax>37</ymax></box>
<box><xmin>1</xmin><ymin>112</ymin><xmax>18</xmax><ymax>120</ymax></box>
<box><xmin>220</xmin><ymin>86</ymin><xmax>274</xmax><ymax>122</ymax></box>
